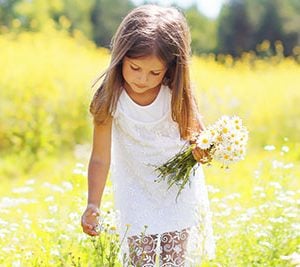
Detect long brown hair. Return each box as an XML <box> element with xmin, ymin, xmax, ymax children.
<box><xmin>90</xmin><ymin>4</ymin><xmax>200</xmax><ymax>140</ymax></box>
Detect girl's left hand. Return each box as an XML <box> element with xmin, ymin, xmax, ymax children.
<box><xmin>81</xmin><ymin>204</ymin><xmax>100</xmax><ymax>236</ymax></box>
<box><xmin>192</xmin><ymin>146</ymin><xmax>212</xmax><ymax>164</ymax></box>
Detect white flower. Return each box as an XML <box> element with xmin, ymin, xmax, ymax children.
<box><xmin>62</xmin><ymin>181</ymin><xmax>73</xmax><ymax>191</ymax></box>
<box><xmin>281</xmin><ymin>145</ymin><xmax>289</xmax><ymax>153</ymax></box>
<box><xmin>219</xmin><ymin>125</ymin><xmax>234</xmax><ymax>139</ymax></box>
<box><xmin>205</xmin><ymin>115</ymin><xmax>248</xmax><ymax>166</ymax></box>
<box><xmin>232</xmin><ymin>115</ymin><xmax>243</xmax><ymax>127</ymax></box>
<box><xmin>155</xmin><ymin>114</ymin><xmax>248</xmax><ymax>198</ymax></box>
<box><xmin>196</xmin><ymin>130</ymin><xmax>213</xmax><ymax>149</ymax></box>
<box><xmin>206</xmin><ymin>126</ymin><xmax>219</xmax><ymax>142</ymax></box>
<box><xmin>281</xmin><ymin>252</ymin><xmax>300</xmax><ymax>265</ymax></box>
<box><xmin>264</xmin><ymin>145</ymin><xmax>276</xmax><ymax>151</ymax></box>
<box><xmin>216</xmin><ymin>115</ymin><xmax>231</xmax><ymax>128</ymax></box>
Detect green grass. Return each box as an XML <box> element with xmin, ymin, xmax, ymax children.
<box><xmin>0</xmin><ymin>144</ymin><xmax>299</xmax><ymax>266</ymax></box>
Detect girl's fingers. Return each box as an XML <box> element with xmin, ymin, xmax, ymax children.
<box><xmin>91</xmin><ymin>211</ymin><xmax>99</xmax><ymax>217</ymax></box>
<box><xmin>192</xmin><ymin>148</ymin><xmax>203</xmax><ymax>162</ymax></box>
<box><xmin>82</xmin><ymin>214</ymin><xmax>99</xmax><ymax>229</ymax></box>
<box><xmin>81</xmin><ymin>220</ymin><xmax>92</xmax><ymax>230</ymax></box>
<box><xmin>83</xmin><ymin>226</ymin><xmax>99</xmax><ymax>236</ymax></box>
<box><xmin>89</xmin><ymin>230</ymin><xmax>99</xmax><ymax>236</ymax></box>
<box><xmin>192</xmin><ymin>147</ymin><xmax>212</xmax><ymax>163</ymax></box>
<box><xmin>81</xmin><ymin>220</ymin><xmax>100</xmax><ymax>236</ymax></box>
<box><xmin>86</xmin><ymin>225</ymin><xmax>99</xmax><ymax>236</ymax></box>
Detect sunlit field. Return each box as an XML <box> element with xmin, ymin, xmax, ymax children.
<box><xmin>0</xmin><ymin>29</ymin><xmax>299</xmax><ymax>266</ymax></box>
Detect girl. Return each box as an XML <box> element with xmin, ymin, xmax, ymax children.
<box><xmin>81</xmin><ymin>4</ymin><xmax>215</xmax><ymax>267</ymax></box>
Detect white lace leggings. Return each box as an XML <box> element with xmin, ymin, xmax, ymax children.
<box><xmin>127</xmin><ymin>228</ymin><xmax>189</xmax><ymax>267</ymax></box>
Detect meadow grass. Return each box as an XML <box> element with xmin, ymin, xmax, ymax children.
<box><xmin>0</xmin><ymin>146</ymin><xmax>298</xmax><ymax>266</ymax></box>
<box><xmin>0</xmin><ymin>29</ymin><xmax>299</xmax><ymax>266</ymax></box>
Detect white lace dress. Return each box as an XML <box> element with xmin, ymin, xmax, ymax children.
<box><xmin>110</xmin><ymin>85</ymin><xmax>216</xmax><ymax>266</ymax></box>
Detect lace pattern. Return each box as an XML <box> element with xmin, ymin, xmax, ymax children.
<box><xmin>127</xmin><ymin>228</ymin><xmax>191</xmax><ymax>267</ymax></box>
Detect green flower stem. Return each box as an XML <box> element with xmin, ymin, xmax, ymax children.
<box><xmin>155</xmin><ymin>144</ymin><xmax>198</xmax><ymax>201</ymax></box>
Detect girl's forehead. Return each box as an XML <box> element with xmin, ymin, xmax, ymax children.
<box><xmin>124</xmin><ymin>55</ymin><xmax>166</xmax><ymax>69</ymax></box>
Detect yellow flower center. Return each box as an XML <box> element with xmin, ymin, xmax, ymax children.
<box><xmin>222</xmin><ymin>127</ymin><xmax>228</xmax><ymax>134</ymax></box>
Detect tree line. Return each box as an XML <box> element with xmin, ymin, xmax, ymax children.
<box><xmin>0</xmin><ymin>0</ymin><xmax>299</xmax><ymax>57</ymax></box>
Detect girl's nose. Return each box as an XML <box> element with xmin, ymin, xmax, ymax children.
<box><xmin>138</xmin><ymin>72</ymin><xmax>148</xmax><ymax>83</ymax></box>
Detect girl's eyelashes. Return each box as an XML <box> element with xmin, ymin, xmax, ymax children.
<box><xmin>130</xmin><ymin>65</ymin><xmax>139</xmax><ymax>71</ymax></box>
<box><xmin>151</xmin><ymin>71</ymin><xmax>161</xmax><ymax>76</ymax></box>
<box><xmin>130</xmin><ymin>65</ymin><xmax>161</xmax><ymax>76</ymax></box>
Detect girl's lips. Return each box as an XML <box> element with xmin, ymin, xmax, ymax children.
<box><xmin>133</xmin><ymin>83</ymin><xmax>147</xmax><ymax>89</ymax></box>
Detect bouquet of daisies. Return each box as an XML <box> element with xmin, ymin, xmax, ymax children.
<box><xmin>155</xmin><ymin>115</ymin><xmax>248</xmax><ymax>199</ymax></box>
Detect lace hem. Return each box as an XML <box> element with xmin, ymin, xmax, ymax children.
<box><xmin>113</xmin><ymin>205</ymin><xmax>216</xmax><ymax>267</ymax></box>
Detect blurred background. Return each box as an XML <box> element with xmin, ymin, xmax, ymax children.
<box><xmin>1</xmin><ymin>0</ymin><xmax>299</xmax><ymax>171</ymax></box>
<box><xmin>1</xmin><ymin>0</ymin><xmax>300</xmax><ymax>56</ymax></box>
<box><xmin>0</xmin><ymin>1</ymin><xmax>299</xmax><ymax>266</ymax></box>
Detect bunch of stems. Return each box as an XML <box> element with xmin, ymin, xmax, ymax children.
<box><xmin>155</xmin><ymin>144</ymin><xmax>198</xmax><ymax>201</ymax></box>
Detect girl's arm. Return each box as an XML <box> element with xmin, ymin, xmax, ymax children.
<box><xmin>87</xmin><ymin>116</ymin><xmax>112</xmax><ymax>207</ymax></box>
<box><xmin>81</xmin><ymin>116</ymin><xmax>112</xmax><ymax>236</ymax></box>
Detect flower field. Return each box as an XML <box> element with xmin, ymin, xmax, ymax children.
<box><xmin>0</xmin><ymin>30</ymin><xmax>299</xmax><ymax>266</ymax></box>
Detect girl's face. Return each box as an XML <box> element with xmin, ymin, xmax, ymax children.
<box><xmin>122</xmin><ymin>55</ymin><xmax>167</xmax><ymax>94</ymax></box>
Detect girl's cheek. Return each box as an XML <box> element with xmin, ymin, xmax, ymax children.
<box><xmin>130</xmin><ymin>70</ymin><xmax>138</xmax><ymax>79</ymax></box>
<box><xmin>156</xmin><ymin>76</ymin><xmax>164</xmax><ymax>84</ymax></box>
<box><xmin>123</xmin><ymin>69</ymin><xmax>133</xmax><ymax>81</ymax></box>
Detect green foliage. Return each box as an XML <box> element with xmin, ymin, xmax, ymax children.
<box><xmin>0</xmin><ymin>0</ymin><xmax>21</xmax><ymax>30</ymax></box>
<box><xmin>90</xmin><ymin>0</ymin><xmax>134</xmax><ymax>48</ymax></box>
<box><xmin>0</xmin><ymin>30</ymin><xmax>109</xmax><ymax>170</ymax></box>
<box><xmin>12</xmin><ymin>0</ymin><xmax>63</xmax><ymax>31</ymax></box>
<box><xmin>217</xmin><ymin>0</ymin><xmax>253</xmax><ymax>56</ymax></box>
<box><xmin>255</xmin><ymin>0</ymin><xmax>283</xmax><ymax>43</ymax></box>
<box><xmin>52</xmin><ymin>0</ymin><xmax>95</xmax><ymax>38</ymax></box>
<box><xmin>218</xmin><ymin>0</ymin><xmax>300</xmax><ymax>57</ymax></box>
<box><xmin>185</xmin><ymin>5</ymin><xmax>217</xmax><ymax>54</ymax></box>
<box><xmin>1</xmin><ymin>0</ymin><xmax>299</xmax><ymax>56</ymax></box>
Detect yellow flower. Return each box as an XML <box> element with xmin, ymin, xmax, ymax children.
<box><xmin>110</xmin><ymin>226</ymin><xmax>117</xmax><ymax>231</ymax></box>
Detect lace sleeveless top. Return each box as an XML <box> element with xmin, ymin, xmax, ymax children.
<box><xmin>110</xmin><ymin>85</ymin><xmax>216</xmax><ymax>266</ymax></box>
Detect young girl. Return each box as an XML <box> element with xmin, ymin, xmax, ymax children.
<box><xmin>81</xmin><ymin>4</ymin><xmax>215</xmax><ymax>266</ymax></box>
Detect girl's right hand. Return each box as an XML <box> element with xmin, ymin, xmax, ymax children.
<box><xmin>81</xmin><ymin>204</ymin><xmax>100</xmax><ymax>236</ymax></box>
<box><xmin>192</xmin><ymin>146</ymin><xmax>212</xmax><ymax>164</ymax></box>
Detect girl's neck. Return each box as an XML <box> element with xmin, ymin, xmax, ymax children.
<box><xmin>123</xmin><ymin>83</ymin><xmax>162</xmax><ymax>106</ymax></box>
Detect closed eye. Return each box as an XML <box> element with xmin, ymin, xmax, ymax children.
<box><xmin>130</xmin><ymin>65</ymin><xmax>139</xmax><ymax>71</ymax></box>
<box><xmin>151</xmin><ymin>71</ymin><xmax>161</xmax><ymax>76</ymax></box>
<box><xmin>130</xmin><ymin>64</ymin><xmax>161</xmax><ymax>75</ymax></box>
